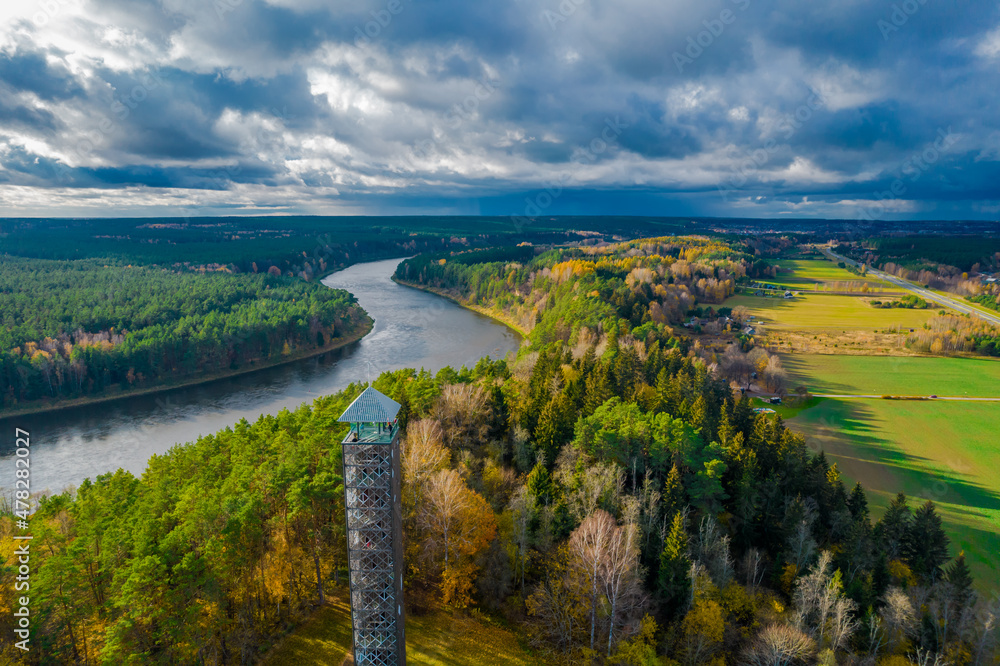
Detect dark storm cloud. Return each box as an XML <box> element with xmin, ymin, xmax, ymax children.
<box><xmin>0</xmin><ymin>0</ymin><xmax>998</xmax><ymax>218</ymax></box>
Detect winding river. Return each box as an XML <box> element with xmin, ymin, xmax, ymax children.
<box><xmin>0</xmin><ymin>258</ymin><xmax>521</xmax><ymax>495</ymax></box>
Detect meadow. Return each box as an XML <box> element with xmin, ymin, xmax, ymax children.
<box><xmin>779</xmin><ymin>354</ymin><xmax>1000</xmax><ymax>590</ymax></box>
<box><xmin>263</xmin><ymin>590</ymin><xmax>546</xmax><ymax>666</ymax></box>
<box><xmin>781</xmin><ymin>353</ymin><xmax>1000</xmax><ymax>396</ymax></box>
<box><xmin>724</xmin><ymin>292</ymin><xmax>935</xmax><ymax>332</ymax></box>
<box><xmin>771</xmin><ymin>258</ymin><xmax>895</xmax><ymax>290</ymax></box>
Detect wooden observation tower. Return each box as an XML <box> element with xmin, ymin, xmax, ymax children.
<box><xmin>338</xmin><ymin>386</ymin><xmax>406</xmax><ymax>666</ymax></box>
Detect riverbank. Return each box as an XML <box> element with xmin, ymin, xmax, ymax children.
<box><xmin>0</xmin><ymin>316</ymin><xmax>374</xmax><ymax>420</ymax></box>
<box><xmin>392</xmin><ymin>277</ymin><xmax>531</xmax><ymax>339</ymax></box>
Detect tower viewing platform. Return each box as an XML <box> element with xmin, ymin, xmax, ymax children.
<box><xmin>338</xmin><ymin>386</ymin><xmax>406</xmax><ymax>666</ymax></box>
<box><xmin>343</xmin><ymin>421</ymin><xmax>398</xmax><ymax>444</ymax></box>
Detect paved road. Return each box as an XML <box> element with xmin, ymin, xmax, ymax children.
<box><xmin>822</xmin><ymin>247</ymin><xmax>1000</xmax><ymax>327</ymax></box>
<box><xmin>815</xmin><ymin>394</ymin><xmax>1000</xmax><ymax>401</ymax></box>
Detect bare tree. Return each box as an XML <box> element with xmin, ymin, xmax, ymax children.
<box><xmin>433</xmin><ymin>383</ymin><xmax>490</xmax><ymax>450</ymax></box>
<box><xmin>638</xmin><ymin>470</ymin><xmax>663</xmax><ymax>559</ymax></box>
<box><xmin>567</xmin><ymin>510</ymin><xmax>649</xmax><ymax>655</ymax></box>
<box><xmin>784</xmin><ymin>499</ymin><xmax>819</xmax><ymax>572</ymax></box>
<box><xmin>972</xmin><ymin>606</ymin><xmax>997</xmax><ymax>665</ymax></box>
<box><xmin>909</xmin><ymin>648</ymin><xmax>950</xmax><ymax>666</ymax></box>
<box><xmin>792</xmin><ymin>551</ymin><xmax>858</xmax><ymax>654</ymax></box>
<box><xmin>763</xmin><ymin>355</ymin><xmax>789</xmax><ymax>394</ymax></box>
<box><xmin>417</xmin><ymin>468</ymin><xmax>493</xmax><ymax>572</ymax></box>
<box><xmin>603</xmin><ymin>520</ymin><xmax>646</xmax><ymax>656</ymax></box>
<box><xmin>690</xmin><ymin>517</ymin><xmax>734</xmax><ymax>587</ymax></box>
<box><xmin>743</xmin><ymin>548</ymin><xmax>766</xmax><ymax>592</ymax></box>
<box><xmin>743</xmin><ymin>625</ymin><xmax>817</xmax><ymax>666</ymax></box>
<box><xmin>563</xmin><ymin>460</ymin><xmax>625</xmax><ymax>525</ymax></box>
<box><xmin>722</xmin><ymin>345</ymin><xmax>754</xmax><ymax>389</ymax></box>
<box><xmin>570</xmin><ymin>510</ymin><xmax>615</xmax><ymax>652</ymax></box>
<box><xmin>881</xmin><ymin>587</ymin><xmax>917</xmax><ymax>655</ymax></box>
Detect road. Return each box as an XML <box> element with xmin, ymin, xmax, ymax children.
<box><xmin>814</xmin><ymin>394</ymin><xmax>1000</xmax><ymax>401</ymax></box>
<box><xmin>822</xmin><ymin>247</ymin><xmax>1000</xmax><ymax>327</ymax></box>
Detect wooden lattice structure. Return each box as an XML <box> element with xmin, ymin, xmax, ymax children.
<box><xmin>339</xmin><ymin>387</ymin><xmax>406</xmax><ymax>666</ymax></box>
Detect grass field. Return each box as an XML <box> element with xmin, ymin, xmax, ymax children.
<box><xmin>773</xmin><ymin>258</ymin><xmax>894</xmax><ymax>290</ymax></box>
<box><xmin>263</xmin><ymin>591</ymin><xmax>547</xmax><ymax>666</ymax></box>
<box><xmin>782</xmin><ymin>354</ymin><xmax>1000</xmax><ymax>397</ymax></box>
<box><xmin>778</xmin><ymin>355</ymin><xmax>1000</xmax><ymax>591</ymax></box>
<box><xmin>725</xmin><ymin>293</ymin><xmax>935</xmax><ymax>332</ymax></box>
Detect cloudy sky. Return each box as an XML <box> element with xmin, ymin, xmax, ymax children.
<box><xmin>1</xmin><ymin>0</ymin><xmax>999</xmax><ymax>219</ymax></box>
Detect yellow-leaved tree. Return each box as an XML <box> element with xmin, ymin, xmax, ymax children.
<box><xmin>416</xmin><ymin>468</ymin><xmax>497</xmax><ymax>607</ymax></box>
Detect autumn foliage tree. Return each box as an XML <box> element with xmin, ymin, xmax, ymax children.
<box><xmin>416</xmin><ymin>469</ymin><xmax>497</xmax><ymax>607</ymax></box>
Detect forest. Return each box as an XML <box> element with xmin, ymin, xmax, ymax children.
<box><xmin>0</xmin><ymin>256</ymin><xmax>368</xmax><ymax>411</ymax></box>
<box><xmin>3</xmin><ymin>237</ymin><xmax>995</xmax><ymax>665</ymax></box>
<box><xmin>859</xmin><ymin>238</ymin><xmax>1000</xmax><ymax>274</ymax></box>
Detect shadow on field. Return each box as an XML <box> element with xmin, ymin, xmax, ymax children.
<box><xmin>790</xmin><ymin>399</ymin><xmax>1000</xmax><ymax>517</ymax></box>
<box><xmin>780</xmin><ymin>355</ymin><xmax>858</xmax><ymax>396</ymax></box>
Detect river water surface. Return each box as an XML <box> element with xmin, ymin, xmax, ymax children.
<box><xmin>0</xmin><ymin>257</ymin><xmax>520</xmax><ymax>494</ymax></box>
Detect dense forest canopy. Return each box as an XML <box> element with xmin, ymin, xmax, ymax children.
<box><xmin>4</xmin><ymin>236</ymin><xmax>995</xmax><ymax>665</ymax></box>
<box><xmin>860</xmin><ymin>237</ymin><xmax>1000</xmax><ymax>274</ymax></box>
<box><xmin>0</xmin><ymin>256</ymin><xmax>367</xmax><ymax>410</ymax></box>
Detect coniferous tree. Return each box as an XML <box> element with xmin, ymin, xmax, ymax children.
<box><xmin>905</xmin><ymin>501</ymin><xmax>950</xmax><ymax>584</ymax></box>
<box><xmin>945</xmin><ymin>552</ymin><xmax>974</xmax><ymax>607</ymax></box>
<box><xmin>875</xmin><ymin>493</ymin><xmax>911</xmax><ymax>561</ymax></box>
<box><xmin>847</xmin><ymin>482</ymin><xmax>869</xmax><ymax>522</ymax></box>
<box><xmin>658</xmin><ymin>512</ymin><xmax>691</xmax><ymax>617</ymax></box>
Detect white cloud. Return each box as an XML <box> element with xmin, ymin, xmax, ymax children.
<box><xmin>975</xmin><ymin>26</ymin><xmax>1000</xmax><ymax>59</ymax></box>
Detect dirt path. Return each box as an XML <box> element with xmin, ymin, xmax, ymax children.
<box><xmin>813</xmin><ymin>394</ymin><xmax>1000</xmax><ymax>401</ymax></box>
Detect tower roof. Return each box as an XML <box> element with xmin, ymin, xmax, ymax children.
<box><xmin>338</xmin><ymin>386</ymin><xmax>401</xmax><ymax>423</ymax></box>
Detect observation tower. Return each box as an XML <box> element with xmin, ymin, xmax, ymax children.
<box><xmin>338</xmin><ymin>386</ymin><xmax>406</xmax><ymax>666</ymax></box>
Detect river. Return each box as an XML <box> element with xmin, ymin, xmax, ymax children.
<box><xmin>0</xmin><ymin>257</ymin><xmax>521</xmax><ymax>495</ymax></box>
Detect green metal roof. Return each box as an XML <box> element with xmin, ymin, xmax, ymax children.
<box><xmin>338</xmin><ymin>386</ymin><xmax>401</xmax><ymax>423</ymax></box>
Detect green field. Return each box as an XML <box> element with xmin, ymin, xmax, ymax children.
<box><xmin>780</xmin><ymin>355</ymin><xmax>1000</xmax><ymax>590</ymax></box>
<box><xmin>773</xmin><ymin>258</ymin><xmax>894</xmax><ymax>290</ymax></box>
<box><xmin>782</xmin><ymin>354</ymin><xmax>1000</xmax><ymax>397</ymax></box>
<box><xmin>725</xmin><ymin>293</ymin><xmax>935</xmax><ymax>332</ymax></box>
<box><xmin>263</xmin><ymin>591</ymin><xmax>547</xmax><ymax>666</ymax></box>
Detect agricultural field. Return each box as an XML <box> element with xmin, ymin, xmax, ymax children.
<box><xmin>771</xmin><ymin>258</ymin><xmax>895</xmax><ymax>291</ymax></box>
<box><xmin>725</xmin><ymin>257</ymin><xmax>941</xmax><ymax>354</ymax></box>
<box><xmin>781</xmin><ymin>353</ymin><xmax>1000</xmax><ymax>396</ymax></box>
<box><xmin>263</xmin><ymin>591</ymin><xmax>546</xmax><ymax>666</ymax></box>
<box><xmin>778</xmin><ymin>354</ymin><xmax>1000</xmax><ymax>590</ymax></box>
<box><xmin>724</xmin><ymin>293</ymin><xmax>935</xmax><ymax>332</ymax></box>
